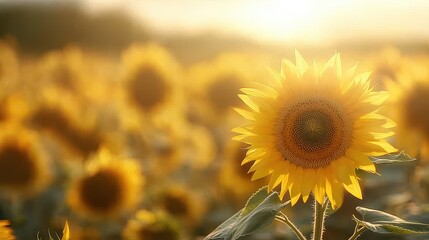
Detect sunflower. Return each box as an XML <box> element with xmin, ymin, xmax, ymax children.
<box><xmin>233</xmin><ymin>51</ymin><xmax>396</xmax><ymax>209</ymax></box>
<box><xmin>219</xmin><ymin>141</ymin><xmax>265</xmax><ymax>204</ymax></box>
<box><xmin>362</xmin><ymin>47</ymin><xmax>403</xmax><ymax>87</ymax></box>
<box><xmin>122</xmin><ymin>210</ymin><xmax>181</xmax><ymax>240</ymax></box>
<box><xmin>0</xmin><ymin>125</ymin><xmax>52</xmax><ymax>197</ymax></box>
<box><xmin>0</xmin><ymin>41</ymin><xmax>18</xmax><ymax>87</ymax></box>
<box><xmin>186</xmin><ymin>52</ymin><xmax>268</xmax><ymax>126</ymax></box>
<box><xmin>0</xmin><ymin>220</ymin><xmax>15</xmax><ymax>240</ymax></box>
<box><xmin>385</xmin><ymin>57</ymin><xmax>429</xmax><ymax>161</ymax></box>
<box><xmin>67</xmin><ymin>148</ymin><xmax>144</xmax><ymax>219</ymax></box>
<box><xmin>33</xmin><ymin>46</ymin><xmax>88</xmax><ymax>92</ymax></box>
<box><xmin>156</xmin><ymin>185</ymin><xmax>206</xmax><ymax>225</ymax></box>
<box><xmin>28</xmin><ymin>87</ymin><xmax>106</xmax><ymax>159</ymax></box>
<box><xmin>119</xmin><ymin>43</ymin><xmax>183</xmax><ymax>120</ymax></box>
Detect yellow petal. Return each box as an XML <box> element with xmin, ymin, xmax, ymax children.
<box><xmin>289</xmin><ymin>166</ymin><xmax>303</xmax><ymax>205</ymax></box>
<box><xmin>301</xmin><ymin>168</ymin><xmax>316</xmax><ymax>203</ymax></box>
<box><xmin>345</xmin><ymin>148</ymin><xmax>377</xmax><ymax>173</ymax></box>
<box><xmin>343</xmin><ymin>174</ymin><xmax>363</xmax><ymax>199</ymax></box>
<box><xmin>294</xmin><ymin>49</ymin><xmax>309</xmax><ymax>76</ymax></box>
<box><xmin>61</xmin><ymin>221</ymin><xmax>70</xmax><ymax>240</ymax></box>
<box><xmin>313</xmin><ymin>168</ymin><xmax>326</xmax><ymax>205</ymax></box>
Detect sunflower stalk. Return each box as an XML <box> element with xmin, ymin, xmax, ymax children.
<box><xmin>312</xmin><ymin>197</ymin><xmax>329</xmax><ymax>240</ymax></box>
<box><xmin>347</xmin><ymin>222</ymin><xmax>366</xmax><ymax>240</ymax></box>
<box><xmin>275</xmin><ymin>212</ymin><xmax>307</xmax><ymax>240</ymax></box>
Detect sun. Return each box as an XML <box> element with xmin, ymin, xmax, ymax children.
<box><xmin>233</xmin><ymin>51</ymin><xmax>397</xmax><ymax>209</ymax></box>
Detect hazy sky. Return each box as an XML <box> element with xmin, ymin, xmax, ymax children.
<box><xmin>80</xmin><ymin>0</ymin><xmax>429</xmax><ymax>45</ymax></box>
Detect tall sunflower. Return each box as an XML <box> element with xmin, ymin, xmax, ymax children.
<box><xmin>233</xmin><ymin>51</ymin><xmax>396</xmax><ymax>209</ymax></box>
<box><xmin>0</xmin><ymin>125</ymin><xmax>52</xmax><ymax>197</ymax></box>
<box><xmin>385</xmin><ymin>57</ymin><xmax>429</xmax><ymax>161</ymax></box>
<box><xmin>67</xmin><ymin>148</ymin><xmax>144</xmax><ymax>219</ymax></box>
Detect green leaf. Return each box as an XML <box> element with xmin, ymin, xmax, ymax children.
<box><xmin>240</xmin><ymin>186</ymin><xmax>270</xmax><ymax>217</ymax></box>
<box><xmin>370</xmin><ymin>151</ymin><xmax>416</xmax><ymax>165</ymax></box>
<box><xmin>354</xmin><ymin>206</ymin><xmax>429</xmax><ymax>234</ymax></box>
<box><xmin>205</xmin><ymin>186</ymin><xmax>290</xmax><ymax>240</ymax></box>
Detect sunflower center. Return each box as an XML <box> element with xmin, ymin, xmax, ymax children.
<box><xmin>293</xmin><ymin>111</ymin><xmax>334</xmax><ymax>152</ymax></box>
<box><xmin>276</xmin><ymin>97</ymin><xmax>352</xmax><ymax>168</ymax></box>
<box><xmin>162</xmin><ymin>193</ymin><xmax>189</xmax><ymax>216</ymax></box>
<box><xmin>0</xmin><ymin>144</ymin><xmax>36</xmax><ymax>187</ymax></box>
<box><xmin>404</xmin><ymin>85</ymin><xmax>429</xmax><ymax>137</ymax></box>
<box><xmin>128</xmin><ymin>66</ymin><xmax>168</xmax><ymax>111</ymax></box>
<box><xmin>207</xmin><ymin>75</ymin><xmax>242</xmax><ymax>111</ymax></box>
<box><xmin>79</xmin><ymin>169</ymin><xmax>123</xmax><ymax>213</ymax></box>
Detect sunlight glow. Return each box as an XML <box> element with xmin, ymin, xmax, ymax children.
<box><xmin>80</xmin><ymin>0</ymin><xmax>429</xmax><ymax>45</ymax></box>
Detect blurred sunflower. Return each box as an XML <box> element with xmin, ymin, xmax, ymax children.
<box><xmin>33</xmin><ymin>46</ymin><xmax>87</xmax><ymax>92</ymax></box>
<box><xmin>219</xmin><ymin>141</ymin><xmax>264</xmax><ymax>204</ymax></box>
<box><xmin>233</xmin><ymin>51</ymin><xmax>396</xmax><ymax>209</ymax></box>
<box><xmin>0</xmin><ymin>41</ymin><xmax>19</xmax><ymax>87</ymax></box>
<box><xmin>28</xmin><ymin>88</ymin><xmax>107</xmax><ymax>159</ymax></box>
<box><xmin>0</xmin><ymin>220</ymin><xmax>15</xmax><ymax>240</ymax></box>
<box><xmin>157</xmin><ymin>185</ymin><xmax>206</xmax><ymax>225</ymax></box>
<box><xmin>186</xmin><ymin>53</ymin><xmax>261</xmax><ymax>125</ymax></box>
<box><xmin>361</xmin><ymin>47</ymin><xmax>403</xmax><ymax>89</ymax></box>
<box><xmin>183</xmin><ymin>124</ymin><xmax>217</xmax><ymax>170</ymax></box>
<box><xmin>385</xmin><ymin>58</ymin><xmax>429</xmax><ymax>161</ymax></box>
<box><xmin>119</xmin><ymin>43</ymin><xmax>183</xmax><ymax>122</ymax></box>
<box><xmin>0</xmin><ymin>125</ymin><xmax>51</xmax><ymax>197</ymax></box>
<box><xmin>122</xmin><ymin>210</ymin><xmax>181</xmax><ymax>240</ymax></box>
<box><xmin>67</xmin><ymin>148</ymin><xmax>144</xmax><ymax>219</ymax></box>
<box><xmin>0</xmin><ymin>94</ymin><xmax>30</xmax><ymax>124</ymax></box>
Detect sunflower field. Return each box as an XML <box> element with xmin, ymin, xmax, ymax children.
<box><xmin>0</xmin><ymin>1</ymin><xmax>429</xmax><ymax>240</ymax></box>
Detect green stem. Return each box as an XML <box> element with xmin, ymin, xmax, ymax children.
<box><xmin>347</xmin><ymin>226</ymin><xmax>366</xmax><ymax>240</ymax></box>
<box><xmin>276</xmin><ymin>212</ymin><xmax>307</xmax><ymax>240</ymax></box>
<box><xmin>312</xmin><ymin>197</ymin><xmax>329</xmax><ymax>240</ymax></box>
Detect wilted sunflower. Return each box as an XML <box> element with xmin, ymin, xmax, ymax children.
<box><xmin>67</xmin><ymin>148</ymin><xmax>144</xmax><ymax>219</ymax></box>
<box><xmin>385</xmin><ymin>58</ymin><xmax>429</xmax><ymax>161</ymax></box>
<box><xmin>119</xmin><ymin>43</ymin><xmax>183</xmax><ymax>119</ymax></box>
<box><xmin>233</xmin><ymin>51</ymin><xmax>396</xmax><ymax>209</ymax></box>
<box><xmin>122</xmin><ymin>210</ymin><xmax>181</xmax><ymax>240</ymax></box>
<box><xmin>0</xmin><ymin>220</ymin><xmax>15</xmax><ymax>240</ymax></box>
<box><xmin>0</xmin><ymin>125</ymin><xmax>51</xmax><ymax>197</ymax></box>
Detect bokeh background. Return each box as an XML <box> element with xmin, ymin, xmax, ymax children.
<box><xmin>0</xmin><ymin>0</ymin><xmax>428</xmax><ymax>239</ymax></box>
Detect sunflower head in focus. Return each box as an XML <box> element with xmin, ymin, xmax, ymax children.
<box><xmin>0</xmin><ymin>125</ymin><xmax>52</xmax><ymax>197</ymax></box>
<box><xmin>385</xmin><ymin>58</ymin><xmax>429</xmax><ymax>161</ymax></box>
<box><xmin>233</xmin><ymin>51</ymin><xmax>397</xmax><ymax>209</ymax></box>
<box><xmin>122</xmin><ymin>210</ymin><xmax>181</xmax><ymax>240</ymax></box>
<box><xmin>67</xmin><ymin>148</ymin><xmax>144</xmax><ymax>219</ymax></box>
<box><xmin>120</xmin><ymin>43</ymin><xmax>182</xmax><ymax>117</ymax></box>
<box><xmin>0</xmin><ymin>220</ymin><xmax>15</xmax><ymax>240</ymax></box>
